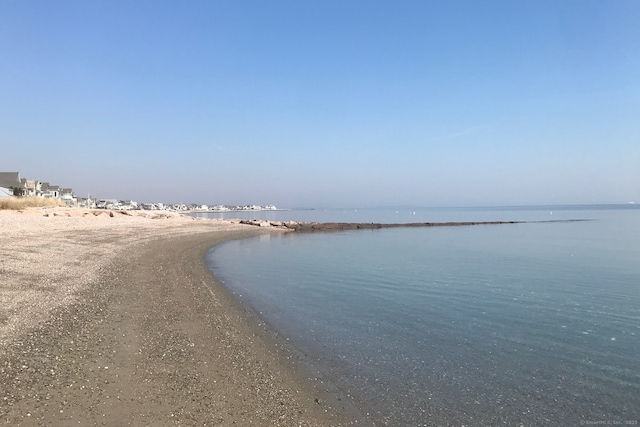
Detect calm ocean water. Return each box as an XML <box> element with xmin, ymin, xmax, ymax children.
<box><xmin>205</xmin><ymin>205</ymin><xmax>640</xmax><ymax>426</ymax></box>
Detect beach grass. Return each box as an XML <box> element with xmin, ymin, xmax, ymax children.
<box><xmin>0</xmin><ymin>196</ymin><xmax>65</xmax><ymax>210</ymax></box>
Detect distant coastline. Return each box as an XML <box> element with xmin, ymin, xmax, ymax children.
<box><xmin>187</xmin><ymin>207</ymin><xmax>289</xmax><ymax>213</ymax></box>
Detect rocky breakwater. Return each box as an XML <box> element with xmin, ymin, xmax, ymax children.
<box><xmin>238</xmin><ymin>219</ymin><xmax>522</xmax><ymax>232</ymax></box>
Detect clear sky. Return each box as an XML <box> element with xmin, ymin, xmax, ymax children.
<box><xmin>1</xmin><ymin>1</ymin><xmax>639</xmax><ymax>207</ymax></box>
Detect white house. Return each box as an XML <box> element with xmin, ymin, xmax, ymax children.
<box><xmin>40</xmin><ymin>182</ymin><xmax>60</xmax><ymax>198</ymax></box>
<box><xmin>0</xmin><ymin>186</ymin><xmax>13</xmax><ymax>198</ymax></box>
<box><xmin>60</xmin><ymin>188</ymin><xmax>77</xmax><ymax>206</ymax></box>
<box><xmin>20</xmin><ymin>179</ymin><xmax>42</xmax><ymax>197</ymax></box>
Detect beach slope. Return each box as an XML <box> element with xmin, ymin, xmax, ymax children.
<box><xmin>0</xmin><ymin>208</ymin><xmax>354</xmax><ymax>426</ymax></box>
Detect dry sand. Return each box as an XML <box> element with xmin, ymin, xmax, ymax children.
<box><xmin>0</xmin><ymin>208</ymin><xmax>359</xmax><ymax>426</ymax></box>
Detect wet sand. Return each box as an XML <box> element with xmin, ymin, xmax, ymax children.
<box><xmin>0</xmin><ymin>208</ymin><xmax>357</xmax><ymax>426</ymax></box>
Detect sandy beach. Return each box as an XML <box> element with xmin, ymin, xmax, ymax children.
<box><xmin>0</xmin><ymin>208</ymin><xmax>357</xmax><ymax>426</ymax></box>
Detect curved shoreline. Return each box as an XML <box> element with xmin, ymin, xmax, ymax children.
<box><xmin>1</xmin><ymin>208</ymin><xmax>589</xmax><ymax>425</ymax></box>
<box><xmin>0</xmin><ymin>209</ymin><xmax>357</xmax><ymax>425</ymax></box>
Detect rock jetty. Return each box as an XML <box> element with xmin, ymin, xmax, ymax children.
<box><xmin>238</xmin><ymin>220</ymin><xmax>522</xmax><ymax>232</ymax></box>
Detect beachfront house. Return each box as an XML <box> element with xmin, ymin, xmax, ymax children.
<box><xmin>76</xmin><ymin>197</ymin><xmax>97</xmax><ymax>209</ymax></box>
<box><xmin>40</xmin><ymin>182</ymin><xmax>60</xmax><ymax>198</ymax></box>
<box><xmin>20</xmin><ymin>178</ymin><xmax>42</xmax><ymax>197</ymax></box>
<box><xmin>0</xmin><ymin>172</ymin><xmax>24</xmax><ymax>197</ymax></box>
<box><xmin>0</xmin><ymin>171</ymin><xmax>79</xmax><ymax>203</ymax></box>
<box><xmin>118</xmin><ymin>200</ymin><xmax>138</xmax><ymax>210</ymax></box>
<box><xmin>60</xmin><ymin>188</ymin><xmax>77</xmax><ymax>206</ymax></box>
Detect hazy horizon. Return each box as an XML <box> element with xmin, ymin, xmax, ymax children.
<box><xmin>2</xmin><ymin>1</ymin><xmax>638</xmax><ymax>207</ymax></box>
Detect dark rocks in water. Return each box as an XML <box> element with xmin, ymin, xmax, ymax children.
<box><xmin>290</xmin><ymin>221</ymin><xmax>521</xmax><ymax>232</ymax></box>
<box><xmin>239</xmin><ymin>220</ymin><xmax>522</xmax><ymax>232</ymax></box>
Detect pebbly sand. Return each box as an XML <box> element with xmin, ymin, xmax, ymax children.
<box><xmin>0</xmin><ymin>208</ymin><xmax>359</xmax><ymax>426</ymax></box>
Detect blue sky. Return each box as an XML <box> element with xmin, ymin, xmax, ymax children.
<box><xmin>1</xmin><ymin>1</ymin><xmax>638</xmax><ymax>207</ymax></box>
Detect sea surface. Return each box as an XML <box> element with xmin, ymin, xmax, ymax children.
<box><xmin>204</xmin><ymin>205</ymin><xmax>640</xmax><ymax>426</ymax></box>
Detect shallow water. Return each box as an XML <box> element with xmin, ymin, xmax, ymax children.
<box><xmin>206</xmin><ymin>205</ymin><xmax>640</xmax><ymax>426</ymax></box>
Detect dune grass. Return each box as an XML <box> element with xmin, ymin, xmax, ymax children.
<box><xmin>0</xmin><ymin>197</ymin><xmax>66</xmax><ymax>210</ymax></box>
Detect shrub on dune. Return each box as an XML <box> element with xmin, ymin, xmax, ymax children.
<box><xmin>0</xmin><ymin>197</ymin><xmax>66</xmax><ymax>210</ymax></box>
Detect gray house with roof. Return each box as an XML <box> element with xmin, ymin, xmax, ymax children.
<box><xmin>0</xmin><ymin>172</ymin><xmax>23</xmax><ymax>198</ymax></box>
<box><xmin>40</xmin><ymin>182</ymin><xmax>60</xmax><ymax>198</ymax></box>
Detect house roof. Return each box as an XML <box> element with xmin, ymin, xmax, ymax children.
<box><xmin>20</xmin><ymin>178</ymin><xmax>40</xmax><ymax>189</ymax></box>
<box><xmin>0</xmin><ymin>172</ymin><xmax>21</xmax><ymax>189</ymax></box>
<box><xmin>41</xmin><ymin>182</ymin><xmax>60</xmax><ymax>192</ymax></box>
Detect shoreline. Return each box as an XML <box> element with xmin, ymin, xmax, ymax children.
<box><xmin>0</xmin><ymin>208</ymin><xmax>358</xmax><ymax>425</ymax></box>
<box><xmin>2</xmin><ymin>207</ymin><xmax>582</xmax><ymax>425</ymax></box>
